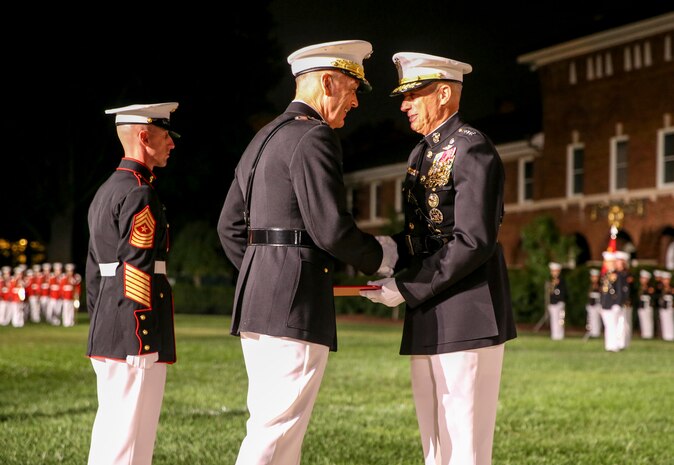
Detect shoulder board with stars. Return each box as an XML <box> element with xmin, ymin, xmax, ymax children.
<box><xmin>294</xmin><ymin>115</ymin><xmax>324</xmax><ymax>124</ymax></box>
<box><xmin>457</xmin><ymin>127</ymin><xmax>477</xmax><ymax>137</ymax></box>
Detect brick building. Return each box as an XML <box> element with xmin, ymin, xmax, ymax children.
<box><xmin>344</xmin><ymin>12</ymin><xmax>674</xmax><ymax>269</ymax></box>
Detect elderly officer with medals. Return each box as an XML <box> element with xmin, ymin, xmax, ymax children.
<box><xmin>86</xmin><ymin>102</ymin><xmax>179</xmax><ymax>465</ymax></box>
<box><xmin>361</xmin><ymin>52</ymin><xmax>517</xmax><ymax>465</ymax></box>
<box><xmin>218</xmin><ymin>40</ymin><xmax>397</xmax><ymax>465</ymax></box>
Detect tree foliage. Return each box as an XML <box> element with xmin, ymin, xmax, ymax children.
<box><xmin>169</xmin><ymin>221</ymin><xmax>233</xmax><ymax>287</ymax></box>
<box><xmin>512</xmin><ymin>215</ymin><xmax>579</xmax><ymax>323</ymax></box>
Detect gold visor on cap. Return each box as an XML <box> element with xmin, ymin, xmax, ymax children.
<box><xmin>331</xmin><ymin>58</ymin><xmax>365</xmax><ymax>81</ymax></box>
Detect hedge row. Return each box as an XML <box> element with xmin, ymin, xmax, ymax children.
<box><xmin>154</xmin><ymin>267</ymin><xmax>653</xmax><ymax>327</ymax></box>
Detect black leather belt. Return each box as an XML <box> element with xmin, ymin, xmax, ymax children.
<box><xmin>405</xmin><ymin>234</ymin><xmax>451</xmax><ymax>256</ymax></box>
<box><xmin>248</xmin><ymin>228</ymin><xmax>316</xmax><ymax>248</ymax></box>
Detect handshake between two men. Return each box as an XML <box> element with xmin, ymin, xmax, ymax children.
<box><xmin>361</xmin><ymin>235</ymin><xmax>406</xmax><ymax>308</ymax></box>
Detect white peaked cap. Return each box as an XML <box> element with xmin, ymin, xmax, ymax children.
<box><xmin>105</xmin><ymin>102</ymin><xmax>180</xmax><ymax>138</ymax></box>
<box><xmin>287</xmin><ymin>40</ymin><xmax>373</xmax><ymax>92</ymax></box>
<box><xmin>391</xmin><ymin>51</ymin><xmax>472</xmax><ymax>95</ymax></box>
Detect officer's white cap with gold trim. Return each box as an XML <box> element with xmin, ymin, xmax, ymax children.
<box><xmin>548</xmin><ymin>262</ymin><xmax>562</xmax><ymax>271</ymax></box>
<box><xmin>390</xmin><ymin>52</ymin><xmax>472</xmax><ymax>96</ymax></box>
<box><xmin>105</xmin><ymin>102</ymin><xmax>180</xmax><ymax>138</ymax></box>
<box><xmin>589</xmin><ymin>268</ymin><xmax>600</xmax><ymax>276</ymax></box>
<box><xmin>287</xmin><ymin>40</ymin><xmax>373</xmax><ymax>93</ymax></box>
<box><xmin>640</xmin><ymin>269</ymin><xmax>652</xmax><ymax>279</ymax></box>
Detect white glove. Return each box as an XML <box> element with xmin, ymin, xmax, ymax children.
<box><xmin>360</xmin><ymin>277</ymin><xmax>405</xmax><ymax>307</ymax></box>
<box><xmin>126</xmin><ymin>352</ymin><xmax>159</xmax><ymax>369</ymax></box>
<box><xmin>375</xmin><ymin>235</ymin><xmax>398</xmax><ymax>278</ymax></box>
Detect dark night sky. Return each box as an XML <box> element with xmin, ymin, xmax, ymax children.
<box><xmin>267</xmin><ymin>2</ymin><xmax>674</xmax><ymax>136</ymax></box>
<box><xmin>1</xmin><ymin>2</ymin><xmax>672</xmax><ymax>266</ymax></box>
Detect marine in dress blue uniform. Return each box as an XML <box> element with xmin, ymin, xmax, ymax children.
<box><xmin>86</xmin><ymin>102</ymin><xmax>179</xmax><ymax>465</ymax></box>
<box><xmin>636</xmin><ymin>269</ymin><xmax>655</xmax><ymax>339</ymax></box>
<box><xmin>218</xmin><ymin>40</ymin><xmax>396</xmax><ymax>465</ymax></box>
<box><xmin>586</xmin><ymin>268</ymin><xmax>603</xmax><ymax>337</ymax></box>
<box><xmin>600</xmin><ymin>251</ymin><xmax>628</xmax><ymax>351</ymax></box>
<box><xmin>547</xmin><ymin>262</ymin><xmax>567</xmax><ymax>340</ymax></box>
<box><xmin>657</xmin><ymin>271</ymin><xmax>674</xmax><ymax>341</ymax></box>
<box><xmin>361</xmin><ymin>52</ymin><xmax>517</xmax><ymax>465</ymax></box>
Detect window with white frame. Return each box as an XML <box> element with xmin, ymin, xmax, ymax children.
<box><xmin>569</xmin><ymin>61</ymin><xmax>577</xmax><ymax>85</ymax></box>
<box><xmin>349</xmin><ymin>186</ymin><xmax>361</xmax><ymax>218</ymax></box>
<box><xmin>595</xmin><ymin>53</ymin><xmax>603</xmax><ymax>78</ymax></box>
<box><xmin>519</xmin><ymin>157</ymin><xmax>534</xmax><ymax>202</ymax></box>
<box><xmin>395</xmin><ymin>177</ymin><xmax>404</xmax><ymax>214</ymax></box>
<box><xmin>610</xmin><ymin>136</ymin><xmax>629</xmax><ymax>192</ymax></box>
<box><xmin>658</xmin><ymin>128</ymin><xmax>674</xmax><ymax>187</ymax></box>
<box><xmin>605</xmin><ymin>52</ymin><xmax>613</xmax><ymax>76</ymax></box>
<box><xmin>370</xmin><ymin>181</ymin><xmax>382</xmax><ymax>220</ymax></box>
<box><xmin>633</xmin><ymin>44</ymin><xmax>642</xmax><ymax>69</ymax></box>
<box><xmin>567</xmin><ymin>144</ymin><xmax>584</xmax><ymax>196</ymax></box>
<box><xmin>586</xmin><ymin>56</ymin><xmax>594</xmax><ymax>80</ymax></box>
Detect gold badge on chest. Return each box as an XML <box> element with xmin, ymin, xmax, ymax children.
<box><xmin>429</xmin><ymin>208</ymin><xmax>443</xmax><ymax>223</ymax></box>
<box><xmin>422</xmin><ymin>145</ymin><xmax>457</xmax><ymax>189</ymax></box>
<box><xmin>427</xmin><ymin>193</ymin><xmax>439</xmax><ymax>208</ymax></box>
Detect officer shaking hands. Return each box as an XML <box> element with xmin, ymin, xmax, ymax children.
<box><xmin>218</xmin><ymin>40</ymin><xmax>397</xmax><ymax>465</ymax></box>
<box><xmin>361</xmin><ymin>52</ymin><xmax>517</xmax><ymax>465</ymax></box>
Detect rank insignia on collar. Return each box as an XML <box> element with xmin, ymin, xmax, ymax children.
<box><xmin>407</xmin><ymin>166</ymin><xmax>418</xmax><ymax>176</ymax></box>
<box><xmin>432</xmin><ymin>132</ymin><xmax>440</xmax><ymax>144</ymax></box>
<box><xmin>426</xmin><ymin>150</ymin><xmax>433</xmax><ymax>159</ymax></box>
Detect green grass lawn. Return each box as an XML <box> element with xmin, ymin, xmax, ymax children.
<box><xmin>1</xmin><ymin>313</ymin><xmax>674</xmax><ymax>464</ymax></box>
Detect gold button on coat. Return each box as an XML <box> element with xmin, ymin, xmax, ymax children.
<box><xmin>144</xmin><ymin>345</ymin><xmax>150</xmax><ymax>351</ymax></box>
<box><xmin>142</xmin><ymin>329</ymin><xmax>148</xmax><ymax>335</ymax></box>
<box><xmin>140</xmin><ymin>315</ymin><xmax>146</xmax><ymax>320</ymax></box>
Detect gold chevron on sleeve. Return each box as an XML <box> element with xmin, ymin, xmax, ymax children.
<box><xmin>124</xmin><ymin>263</ymin><xmax>152</xmax><ymax>307</ymax></box>
<box><xmin>129</xmin><ymin>205</ymin><xmax>156</xmax><ymax>249</ymax></box>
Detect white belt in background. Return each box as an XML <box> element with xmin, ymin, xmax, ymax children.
<box><xmin>99</xmin><ymin>261</ymin><xmax>167</xmax><ymax>277</ymax></box>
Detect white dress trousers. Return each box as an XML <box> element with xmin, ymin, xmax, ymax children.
<box><xmin>88</xmin><ymin>354</ymin><xmax>166</xmax><ymax>465</ymax></box>
<box><xmin>29</xmin><ymin>295</ymin><xmax>41</xmax><ymax>323</ymax></box>
<box><xmin>548</xmin><ymin>302</ymin><xmax>565</xmax><ymax>340</ymax></box>
<box><xmin>0</xmin><ymin>300</ymin><xmax>9</xmax><ymax>326</ymax></box>
<box><xmin>61</xmin><ymin>299</ymin><xmax>75</xmax><ymax>327</ymax></box>
<box><xmin>410</xmin><ymin>343</ymin><xmax>505</xmax><ymax>465</ymax></box>
<box><xmin>637</xmin><ymin>296</ymin><xmax>654</xmax><ymax>339</ymax></box>
<box><xmin>601</xmin><ymin>305</ymin><xmax>623</xmax><ymax>351</ymax></box>
<box><xmin>660</xmin><ymin>295</ymin><xmax>674</xmax><ymax>341</ymax></box>
<box><xmin>236</xmin><ymin>332</ymin><xmax>329</xmax><ymax>465</ymax></box>
<box><xmin>586</xmin><ymin>292</ymin><xmax>602</xmax><ymax>337</ymax></box>
<box><xmin>618</xmin><ymin>305</ymin><xmax>632</xmax><ymax>348</ymax></box>
<box><xmin>9</xmin><ymin>302</ymin><xmax>25</xmax><ymax>327</ymax></box>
